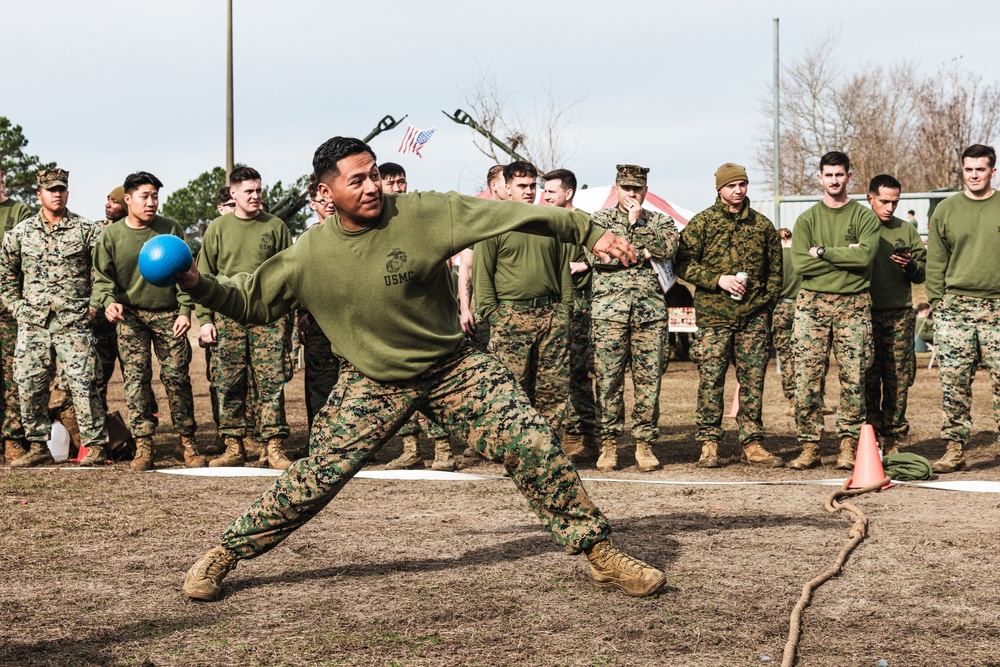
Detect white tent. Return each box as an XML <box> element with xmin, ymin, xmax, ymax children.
<box><xmin>568</xmin><ymin>185</ymin><xmax>694</xmax><ymax>227</ymax></box>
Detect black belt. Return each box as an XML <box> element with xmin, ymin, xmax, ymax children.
<box><xmin>497</xmin><ymin>295</ymin><xmax>560</xmax><ymax>308</ymax></box>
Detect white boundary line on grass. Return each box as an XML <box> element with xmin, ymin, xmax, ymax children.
<box><xmin>147</xmin><ymin>467</ymin><xmax>1000</xmax><ymax>493</ymax></box>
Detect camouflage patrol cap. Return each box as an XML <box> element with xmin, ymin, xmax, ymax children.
<box><xmin>37</xmin><ymin>168</ymin><xmax>69</xmax><ymax>189</ymax></box>
<box><xmin>616</xmin><ymin>164</ymin><xmax>649</xmax><ymax>187</ymax></box>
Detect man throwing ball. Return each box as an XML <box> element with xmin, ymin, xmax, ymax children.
<box><xmin>175</xmin><ymin>137</ymin><xmax>666</xmax><ymax>600</ymax></box>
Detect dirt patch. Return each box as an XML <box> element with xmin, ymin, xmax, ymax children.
<box><xmin>3</xmin><ymin>341</ymin><xmax>1000</xmax><ymax>666</ymax></box>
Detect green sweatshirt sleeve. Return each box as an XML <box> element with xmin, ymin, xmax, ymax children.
<box><xmin>925</xmin><ymin>213</ymin><xmax>949</xmax><ymax>306</ymax></box>
<box><xmin>822</xmin><ymin>212</ymin><xmax>880</xmax><ymax>269</ymax></box>
<box><xmin>904</xmin><ymin>226</ymin><xmax>927</xmax><ymax>285</ymax></box>
<box><xmin>473</xmin><ymin>235</ymin><xmax>501</xmax><ymax>320</ymax></box>
<box><xmin>559</xmin><ymin>242</ymin><xmax>573</xmax><ymax>306</ymax></box>
<box><xmin>790</xmin><ymin>216</ymin><xmax>835</xmax><ymax>277</ymax></box>
<box><xmin>195</xmin><ymin>223</ymin><xmax>220</xmax><ymax>325</ymax></box>
<box><xmin>187</xmin><ymin>251</ymin><xmax>297</xmax><ymax>327</ymax></box>
<box><xmin>92</xmin><ymin>232</ymin><xmax>118</xmax><ymax>311</ymax></box>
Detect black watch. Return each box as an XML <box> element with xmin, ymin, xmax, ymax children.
<box><xmin>816</xmin><ymin>246</ymin><xmax>826</xmax><ymax>259</ymax></box>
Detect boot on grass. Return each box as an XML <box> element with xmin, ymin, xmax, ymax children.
<box><xmin>174</xmin><ymin>435</ymin><xmax>207</xmax><ymax>468</ymax></box>
<box><xmin>79</xmin><ymin>445</ymin><xmax>108</xmax><ymax>467</ymax></box>
<box><xmin>596</xmin><ymin>441</ymin><xmax>618</xmax><ymax>472</ymax></box>
<box><xmin>787</xmin><ymin>442</ymin><xmax>821</xmax><ymax>470</ymax></box>
<box><xmin>266</xmin><ymin>437</ymin><xmax>293</xmax><ymax>470</ymax></box>
<box><xmin>697</xmin><ymin>441</ymin><xmax>720</xmax><ymax>468</ymax></box>
<box><xmin>431</xmin><ymin>437</ymin><xmax>455</xmax><ymax>471</ymax></box>
<box><xmin>586</xmin><ymin>539</ymin><xmax>666</xmax><ymax>597</ymax></box>
<box><xmin>132</xmin><ymin>436</ymin><xmax>155</xmax><ymax>471</ymax></box>
<box><xmin>209</xmin><ymin>436</ymin><xmax>245</xmax><ymax>468</ymax></box>
<box><xmin>635</xmin><ymin>442</ymin><xmax>660</xmax><ymax>472</ymax></box>
<box><xmin>386</xmin><ymin>435</ymin><xmax>422</xmax><ymax>470</ymax></box>
<box><xmin>931</xmin><ymin>441</ymin><xmax>966</xmax><ymax>474</ymax></box>
<box><xmin>183</xmin><ymin>546</ymin><xmax>240</xmax><ymax>601</ymax></box>
<box><xmin>835</xmin><ymin>437</ymin><xmax>856</xmax><ymax>470</ymax></box>
<box><xmin>4</xmin><ymin>439</ymin><xmax>28</xmax><ymax>465</ymax></box>
<box><xmin>10</xmin><ymin>442</ymin><xmax>54</xmax><ymax>468</ymax></box>
<box><xmin>742</xmin><ymin>441</ymin><xmax>784</xmax><ymax>468</ymax></box>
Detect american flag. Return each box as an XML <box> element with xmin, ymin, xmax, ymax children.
<box><xmin>398</xmin><ymin>125</ymin><xmax>436</xmax><ymax>157</ymax></box>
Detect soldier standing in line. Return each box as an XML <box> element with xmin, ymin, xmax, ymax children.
<box><xmin>0</xmin><ymin>168</ymin><xmax>109</xmax><ymax>467</ymax></box>
<box><xmin>92</xmin><ymin>185</ymin><xmax>129</xmax><ymax>407</ymax></box>
<box><xmin>926</xmin><ymin>144</ymin><xmax>1000</xmax><ymax>473</ymax></box>
<box><xmin>92</xmin><ymin>172</ymin><xmax>202</xmax><ymax>469</ymax></box>
<box><xmin>772</xmin><ymin>228</ymin><xmax>799</xmax><ymax>416</ymax></box>
<box><xmin>474</xmin><ymin>161</ymin><xmax>573</xmax><ymax>437</ymax></box>
<box><xmin>0</xmin><ymin>167</ymin><xmax>33</xmax><ymax>464</ymax></box>
<box><xmin>589</xmin><ymin>164</ymin><xmax>679</xmax><ymax>472</ymax></box>
<box><xmin>197</xmin><ymin>167</ymin><xmax>294</xmax><ymax>469</ymax></box>
<box><xmin>676</xmin><ymin>163</ymin><xmax>784</xmax><ymax>468</ymax></box>
<box><xmin>788</xmin><ymin>151</ymin><xmax>880</xmax><ymax>471</ymax></box>
<box><xmin>179</xmin><ymin>136</ymin><xmax>665</xmax><ymax>602</ymax></box>
<box><xmin>378</xmin><ymin>162</ymin><xmax>456</xmax><ymax>471</ymax></box>
<box><xmin>298</xmin><ymin>178</ymin><xmax>339</xmax><ymax>429</ymax></box>
<box><xmin>863</xmin><ymin>175</ymin><xmax>926</xmax><ymax>455</ymax></box>
<box><xmin>542</xmin><ymin>168</ymin><xmax>598</xmax><ymax>463</ymax></box>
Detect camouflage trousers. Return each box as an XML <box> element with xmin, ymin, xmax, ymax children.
<box><xmin>793</xmin><ymin>290</ymin><xmax>873</xmax><ymax>442</ymax></box>
<box><xmin>15</xmin><ymin>315</ymin><xmax>107</xmax><ymax>448</ymax></box>
<box><xmin>304</xmin><ymin>315</ymin><xmax>340</xmax><ymax>429</ymax></box>
<box><xmin>213</xmin><ymin>314</ymin><xmax>290</xmax><ymax>441</ymax></box>
<box><xmin>118</xmin><ymin>308</ymin><xmax>196</xmax><ymax>438</ymax></box>
<box><xmin>934</xmin><ymin>293</ymin><xmax>1000</xmax><ymax>444</ymax></box>
<box><xmin>219</xmin><ymin>343</ymin><xmax>609</xmax><ymax>558</ymax></box>
<box><xmin>691</xmin><ymin>309</ymin><xmax>771</xmax><ymax>445</ymax></box>
<box><xmin>864</xmin><ymin>308</ymin><xmax>916</xmax><ymax>439</ymax></box>
<box><xmin>488</xmin><ymin>303</ymin><xmax>570</xmax><ymax>433</ymax></box>
<box><xmin>564</xmin><ymin>292</ymin><xmax>597</xmax><ymax>438</ymax></box>
<box><xmin>0</xmin><ymin>312</ymin><xmax>25</xmax><ymax>442</ymax></box>
<box><xmin>93</xmin><ymin>315</ymin><xmax>118</xmax><ymax>410</ymax></box>
<box><xmin>771</xmin><ymin>300</ymin><xmax>796</xmax><ymax>401</ymax></box>
<box><xmin>592</xmin><ymin>317</ymin><xmax>667</xmax><ymax>446</ymax></box>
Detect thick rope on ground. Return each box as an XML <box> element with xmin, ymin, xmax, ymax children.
<box><xmin>781</xmin><ymin>477</ymin><xmax>891</xmax><ymax>667</ymax></box>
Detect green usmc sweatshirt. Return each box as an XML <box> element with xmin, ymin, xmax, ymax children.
<box><xmin>790</xmin><ymin>199</ymin><xmax>880</xmax><ymax>294</ymax></box>
<box><xmin>92</xmin><ymin>215</ymin><xmax>194</xmax><ymax>316</ymax></box>
<box><xmin>926</xmin><ymin>191</ymin><xmax>1000</xmax><ymax>305</ymax></box>
<box><xmin>869</xmin><ymin>216</ymin><xmax>925</xmax><ymax>310</ymax></box>
<box><xmin>185</xmin><ymin>191</ymin><xmax>603</xmax><ymax>382</ymax></box>
<box><xmin>196</xmin><ymin>211</ymin><xmax>292</xmax><ymax>323</ymax></box>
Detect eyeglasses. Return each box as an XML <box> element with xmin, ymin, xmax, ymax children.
<box><xmin>222</xmin><ymin>202</ymin><xmax>236</xmax><ymax>208</ymax></box>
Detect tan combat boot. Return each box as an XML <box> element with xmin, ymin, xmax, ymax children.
<box><xmin>79</xmin><ymin>445</ymin><xmax>108</xmax><ymax>467</ymax></box>
<box><xmin>203</xmin><ymin>433</ymin><xmax>224</xmax><ymax>456</ymax></box>
<box><xmin>431</xmin><ymin>437</ymin><xmax>456</xmax><ymax>471</ymax></box>
<box><xmin>266</xmin><ymin>437</ymin><xmax>293</xmax><ymax>470</ymax></box>
<box><xmin>931</xmin><ymin>441</ymin><xmax>966</xmax><ymax>474</ymax></box>
<box><xmin>9</xmin><ymin>442</ymin><xmax>54</xmax><ymax>468</ymax></box>
<box><xmin>586</xmin><ymin>539</ymin><xmax>666</xmax><ymax>597</ymax></box>
<box><xmin>209</xmin><ymin>436</ymin><xmax>245</xmax><ymax>468</ymax></box>
<box><xmin>742</xmin><ymin>441</ymin><xmax>784</xmax><ymax>468</ymax></box>
<box><xmin>787</xmin><ymin>443</ymin><xmax>821</xmax><ymax>470</ymax></box>
<box><xmin>4</xmin><ymin>439</ymin><xmax>28</xmax><ymax>465</ymax></box>
<box><xmin>386</xmin><ymin>434</ymin><xmax>422</xmax><ymax>470</ymax></box>
<box><xmin>697</xmin><ymin>441</ymin><xmax>720</xmax><ymax>468</ymax></box>
<box><xmin>836</xmin><ymin>437</ymin><xmax>856</xmax><ymax>470</ymax></box>
<box><xmin>635</xmin><ymin>442</ymin><xmax>660</xmax><ymax>472</ymax></box>
<box><xmin>174</xmin><ymin>435</ymin><xmax>207</xmax><ymax>468</ymax></box>
<box><xmin>596</xmin><ymin>441</ymin><xmax>618</xmax><ymax>472</ymax></box>
<box><xmin>562</xmin><ymin>433</ymin><xmax>585</xmax><ymax>459</ymax></box>
<box><xmin>182</xmin><ymin>546</ymin><xmax>240</xmax><ymax>601</ymax></box>
<box><xmin>132</xmin><ymin>436</ymin><xmax>156</xmax><ymax>471</ymax></box>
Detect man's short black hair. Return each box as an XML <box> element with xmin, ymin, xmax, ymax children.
<box><xmin>378</xmin><ymin>162</ymin><xmax>405</xmax><ymax>180</ymax></box>
<box><xmin>907</xmin><ymin>209</ymin><xmax>915</xmax><ymax>216</ymax></box>
<box><xmin>503</xmin><ymin>161</ymin><xmax>537</xmax><ymax>181</ymax></box>
<box><xmin>229</xmin><ymin>166</ymin><xmax>261</xmax><ymax>185</ymax></box>
<box><xmin>217</xmin><ymin>186</ymin><xmax>234</xmax><ymax>206</ymax></box>
<box><xmin>868</xmin><ymin>174</ymin><xmax>901</xmax><ymax>194</ymax></box>
<box><xmin>961</xmin><ymin>143</ymin><xmax>996</xmax><ymax>169</ymax></box>
<box><xmin>542</xmin><ymin>168</ymin><xmax>577</xmax><ymax>192</ymax></box>
<box><xmin>123</xmin><ymin>171</ymin><xmax>164</xmax><ymax>195</ymax></box>
<box><xmin>313</xmin><ymin>137</ymin><xmax>377</xmax><ymax>182</ymax></box>
<box><xmin>819</xmin><ymin>151</ymin><xmax>850</xmax><ymax>173</ymax></box>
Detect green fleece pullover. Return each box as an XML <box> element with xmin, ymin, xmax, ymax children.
<box><xmin>92</xmin><ymin>215</ymin><xmax>194</xmax><ymax>316</ymax></box>
<box><xmin>779</xmin><ymin>247</ymin><xmax>801</xmax><ymax>300</ymax></box>
<box><xmin>926</xmin><ymin>191</ymin><xmax>1000</xmax><ymax>305</ymax></box>
<box><xmin>869</xmin><ymin>216</ymin><xmax>925</xmax><ymax>310</ymax></box>
<box><xmin>790</xmin><ymin>199</ymin><xmax>880</xmax><ymax>294</ymax></box>
<box><xmin>185</xmin><ymin>191</ymin><xmax>603</xmax><ymax>382</ymax></box>
<box><xmin>196</xmin><ymin>211</ymin><xmax>292</xmax><ymax>323</ymax></box>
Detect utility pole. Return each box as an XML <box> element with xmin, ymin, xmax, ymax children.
<box><xmin>772</xmin><ymin>17</ymin><xmax>781</xmax><ymax>227</ymax></box>
<box><xmin>226</xmin><ymin>0</ymin><xmax>234</xmax><ymax>178</ymax></box>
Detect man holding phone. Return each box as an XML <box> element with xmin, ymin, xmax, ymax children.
<box><xmin>864</xmin><ymin>175</ymin><xmax>926</xmax><ymax>454</ymax></box>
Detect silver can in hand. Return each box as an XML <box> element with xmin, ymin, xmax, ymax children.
<box><xmin>731</xmin><ymin>272</ymin><xmax>749</xmax><ymax>301</ymax></box>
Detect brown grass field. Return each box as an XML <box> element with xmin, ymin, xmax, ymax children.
<box><xmin>3</xmin><ymin>326</ymin><xmax>1000</xmax><ymax>666</ymax></box>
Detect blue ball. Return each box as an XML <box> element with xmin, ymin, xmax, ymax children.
<box><xmin>139</xmin><ymin>235</ymin><xmax>193</xmax><ymax>288</ymax></box>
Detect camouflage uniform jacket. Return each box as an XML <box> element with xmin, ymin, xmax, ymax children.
<box><xmin>675</xmin><ymin>198</ymin><xmax>782</xmax><ymax>328</ymax></box>
<box><xmin>587</xmin><ymin>206</ymin><xmax>679</xmax><ymax>324</ymax></box>
<box><xmin>0</xmin><ymin>210</ymin><xmax>98</xmax><ymax>328</ymax></box>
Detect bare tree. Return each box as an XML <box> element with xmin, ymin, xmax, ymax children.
<box><xmin>757</xmin><ymin>36</ymin><xmax>1000</xmax><ymax>195</ymax></box>
<box><xmin>462</xmin><ymin>65</ymin><xmax>584</xmax><ymax>174</ymax></box>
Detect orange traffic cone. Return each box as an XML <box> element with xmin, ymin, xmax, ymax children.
<box><xmin>725</xmin><ymin>382</ymin><xmax>740</xmax><ymax>418</ymax></box>
<box><xmin>848</xmin><ymin>424</ymin><xmax>892</xmax><ymax>489</ymax></box>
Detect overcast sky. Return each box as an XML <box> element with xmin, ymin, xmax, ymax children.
<box><xmin>4</xmin><ymin>1</ymin><xmax>998</xmax><ymax>221</ymax></box>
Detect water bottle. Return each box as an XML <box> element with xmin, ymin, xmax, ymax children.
<box><xmin>47</xmin><ymin>420</ymin><xmax>70</xmax><ymax>462</ymax></box>
<box><xmin>731</xmin><ymin>272</ymin><xmax>749</xmax><ymax>301</ymax></box>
